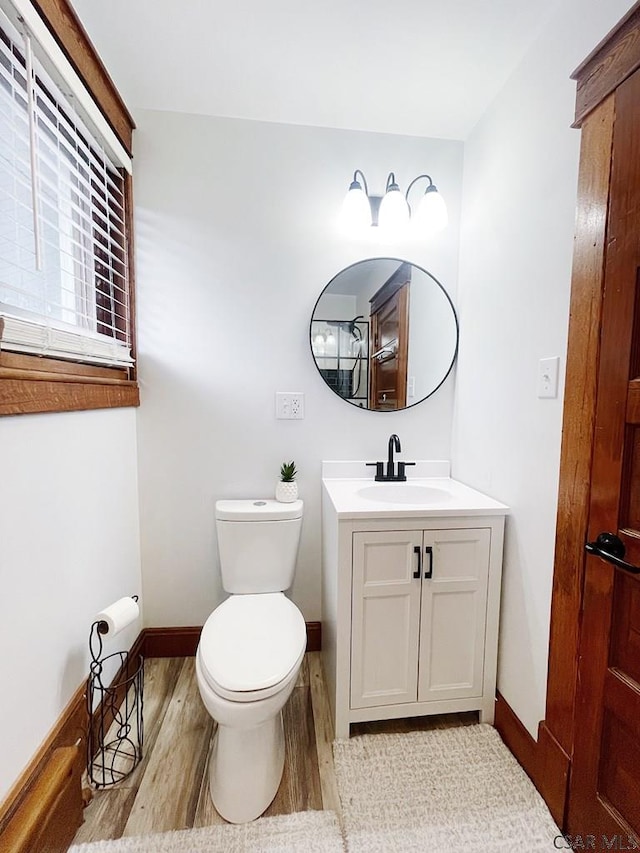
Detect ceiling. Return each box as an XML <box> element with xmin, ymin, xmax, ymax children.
<box><xmin>70</xmin><ymin>0</ymin><xmax>564</xmax><ymax>140</ymax></box>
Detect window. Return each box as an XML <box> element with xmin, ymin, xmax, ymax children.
<box><xmin>0</xmin><ymin>0</ymin><xmax>137</xmax><ymax>415</ymax></box>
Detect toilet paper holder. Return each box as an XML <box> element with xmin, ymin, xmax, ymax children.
<box><xmin>87</xmin><ymin>595</ymin><xmax>144</xmax><ymax>788</ymax></box>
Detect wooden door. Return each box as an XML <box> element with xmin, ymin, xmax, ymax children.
<box><xmin>350</xmin><ymin>530</ymin><xmax>422</xmax><ymax>708</ymax></box>
<box><xmin>369</xmin><ymin>279</ymin><xmax>409</xmax><ymax>410</ymax></box>
<box><xmin>566</xmin><ymin>67</ymin><xmax>640</xmax><ymax>844</ymax></box>
<box><xmin>417</xmin><ymin>528</ymin><xmax>490</xmax><ymax>704</ymax></box>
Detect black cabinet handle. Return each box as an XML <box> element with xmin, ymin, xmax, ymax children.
<box><xmin>585</xmin><ymin>532</ymin><xmax>640</xmax><ymax>575</ymax></box>
<box><xmin>424</xmin><ymin>545</ymin><xmax>433</xmax><ymax>579</ymax></box>
<box><xmin>413</xmin><ymin>545</ymin><xmax>421</xmax><ymax>579</ymax></box>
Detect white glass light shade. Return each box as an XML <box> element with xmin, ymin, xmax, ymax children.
<box><xmin>339</xmin><ymin>185</ymin><xmax>371</xmax><ymax>235</ymax></box>
<box><xmin>414</xmin><ymin>188</ymin><xmax>448</xmax><ymax>233</ymax></box>
<box><xmin>378</xmin><ymin>187</ymin><xmax>410</xmax><ymax>237</ymax></box>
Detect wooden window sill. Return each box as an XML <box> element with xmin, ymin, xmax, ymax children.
<box><xmin>0</xmin><ymin>352</ymin><xmax>139</xmax><ymax>416</ymax></box>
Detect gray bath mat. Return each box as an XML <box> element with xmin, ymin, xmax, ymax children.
<box><xmin>333</xmin><ymin>723</ymin><xmax>559</xmax><ymax>852</ymax></box>
<box><xmin>69</xmin><ymin>809</ymin><xmax>344</xmax><ymax>852</ymax></box>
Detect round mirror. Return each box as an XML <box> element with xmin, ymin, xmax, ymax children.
<box><xmin>310</xmin><ymin>258</ymin><xmax>458</xmax><ymax>411</ymax></box>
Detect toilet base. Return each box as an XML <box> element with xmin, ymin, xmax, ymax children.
<box><xmin>210</xmin><ymin>710</ymin><xmax>285</xmax><ymax>823</ymax></box>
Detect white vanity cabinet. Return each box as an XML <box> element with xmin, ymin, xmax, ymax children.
<box><xmin>321</xmin><ymin>463</ymin><xmax>507</xmax><ymax>739</ymax></box>
<box><xmin>351</xmin><ymin>526</ymin><xmax>491</xmax><ymax>710</ymax></box>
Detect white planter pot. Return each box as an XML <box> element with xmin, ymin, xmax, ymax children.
<box><xmin>276</xmin><ymin>481</ymin><xmax>298</xmax><ymax>503</ymax></box>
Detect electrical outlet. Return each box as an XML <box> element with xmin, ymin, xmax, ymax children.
<box><xmin>276</xmin><ymin>392</ymin><xmax>305</xmax><ymax>419</ymax></box>
<box><xmin>290</xmin><ymin>394</ymin><xmax>304</xmax><ymax>419</ymax></box>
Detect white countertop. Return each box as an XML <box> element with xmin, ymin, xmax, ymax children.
<box><xmin>322</xmin><ymin>461</ymin><xmax>508</xmax><ymax>519</ymax></box>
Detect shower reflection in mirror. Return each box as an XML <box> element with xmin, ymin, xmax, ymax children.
<box><xmin>309</xmin><ymin>258</ymin><xmax>458</xmax><ymax>412</ymax></box>
<box><xmin>311</xmin><ymin>315</ymin><xmax>369</xmax><ymax>404</ymax></box>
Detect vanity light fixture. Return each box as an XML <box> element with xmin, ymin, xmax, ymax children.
<box><xmin>312</xmin><ymin>327</ymin><xmax>338</xmax><ymax>357</ymax></box>
<box><xmin>325</xmin><ymin>329</ymin><xmax>337</xmax><ymax>356</ymax></box>
<box><xmin>313</xmin><ymin>330</ymin><xmax>326</xmax><ymax>356</ymax></box>
<box><xmin>339</xmin><ymin>169</ymin><xmax>448</xmax><ymax>238</ymax></box>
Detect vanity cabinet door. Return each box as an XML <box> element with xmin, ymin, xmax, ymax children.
<box><xmin>417</xmin><ymin>528</ymin><xmax>491</xmax><ymax>703</ymax></box>
<box><xmin>350</xmin><ymin>530</ymin><xmax>423</xmax><ymax>709</ymax></box>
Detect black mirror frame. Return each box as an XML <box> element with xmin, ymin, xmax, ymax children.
<box><xmin>309</xmin><ymin>257</ymin><xmax>459</xmax><ymax>412</ymax></box>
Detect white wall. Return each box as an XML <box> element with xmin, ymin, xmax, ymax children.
<box><xmin>0</xmin><ymin>408</ymin><xmax>141</xmax><ymax>799</ymax></box>
<box><xmin>453</xmin><ymin>0</ymin><xmax>633</xmax><ymax>737</ymax></box>
<box><xmin>133</xmin><ymin>111</ymin><xmax>464</xmax><ymax>626</ymax></box>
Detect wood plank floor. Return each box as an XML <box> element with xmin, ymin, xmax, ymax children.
<box><xmin>72</xmin><ymin>653</ymin><xmax>477</xmax><ymax>844</ymax></box>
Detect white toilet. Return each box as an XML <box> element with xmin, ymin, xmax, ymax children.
<box><xmin>195</xmin><ymin>498</ymin><xmax>306</xmax><ymax>824</ymax></box>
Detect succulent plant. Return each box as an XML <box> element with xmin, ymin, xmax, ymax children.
<box><xmin>280</xmin><ymin>461</ymin><xmax>297</xmax><ymax>482</ymax></box>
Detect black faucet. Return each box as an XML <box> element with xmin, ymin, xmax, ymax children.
<box><xmin>387</xmin><ymin>433</ymin><xmax>401</xmax><ymax>479</ymax></box>
<box><xmin>367</xmin><ymin>434</ymin><xmax>416</xmax><ymax>482</ymax></box>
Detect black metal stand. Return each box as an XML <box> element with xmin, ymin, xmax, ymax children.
<box><xmin>87</xmin><ymin>606</ymin><xmax>144</xmax><ymax>788</ymax></box>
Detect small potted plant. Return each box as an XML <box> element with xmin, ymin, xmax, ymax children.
<box><xmin>276</xmin><ymin>461</ymin><xmax>298</xmax><ymax>503</ymax></box>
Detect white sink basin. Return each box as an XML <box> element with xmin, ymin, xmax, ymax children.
<box><xmin>321</xmin><ymin>462</ymin><xmax>509</xmax><ymax>518</ymax></box>
<box><xmin>356</xmin><ymin>484</ymin><xmax>452</xmax><ymax>504</ymax></box>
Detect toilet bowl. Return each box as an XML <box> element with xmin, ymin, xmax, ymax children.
<box><xmin>195</xmin><ymin>498</ymin><xmax>305</xmax><ymax>822</ymax></box>
<box><xmin>196</xmin><ymin>593</ymin><xmax>306</xmax><ymax>823</ymax></box>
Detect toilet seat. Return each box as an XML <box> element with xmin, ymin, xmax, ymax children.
<box><xmin>198</xmin><ymin>593</ymin><xmax>306</xmax><ymax>702</ymax></box>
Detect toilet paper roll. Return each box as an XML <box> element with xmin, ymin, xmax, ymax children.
<box><xmin>95</xmin><ymin>596</ymin><xmax>140</xmax><ymax>637</ymax></box>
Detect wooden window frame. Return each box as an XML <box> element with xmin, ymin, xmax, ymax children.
<box><xmin>0</xmin><ymin>0</ymin><xmax>139</xmax><ymax>416</ymax></box>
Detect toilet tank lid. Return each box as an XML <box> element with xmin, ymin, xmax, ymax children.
<box><xmin>215</xmin><ymin>499</ymin><xmax>303</xmax><ymax>521</ymax></box>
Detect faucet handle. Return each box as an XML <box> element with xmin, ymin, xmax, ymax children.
<box><xmin>397</xmin><ymin>461</ymin><xmax>416</xmax><ymax>482</ymax></box>
<box><xmin>366</xmin><ymin>462</ymin><xmax>385</xmax><ymax>481</ymax></box>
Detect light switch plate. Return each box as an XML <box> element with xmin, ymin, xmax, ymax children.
<box><xmin>537</xmin><ymin>357</ymin><xmax>560</xmax><ymax>398</ymax></box>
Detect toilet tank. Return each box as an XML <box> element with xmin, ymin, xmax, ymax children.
<box><xmin>215</xmin><ymin>499</ymin><xmax>303</xmax><ymax>594</ymax></box>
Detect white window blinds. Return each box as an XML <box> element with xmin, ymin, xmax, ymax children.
<box><xmin>0</xmin><ymin>4</ymin><xmax>134</xmax><ymax>367</ymax></box>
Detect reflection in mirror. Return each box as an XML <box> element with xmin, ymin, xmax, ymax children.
<box><xmin>310</xmin><ymin>258</ymin><xmax>458</xmax><ymax>411</ymax></box>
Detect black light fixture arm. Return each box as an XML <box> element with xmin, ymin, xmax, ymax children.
<box><xmin>351</xmin><ymin>169</ymin><xmax>369</xmax><ymax>195</ymax></box>
<box><xmin>385</xmin><ymin>172</ymin><xmax>400</xmax><ymax>192</ymax></box>
<box><xmin>404</xmin><ymin>173</ymin><xmax>436</xmax><ymax>202</ymax></box>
